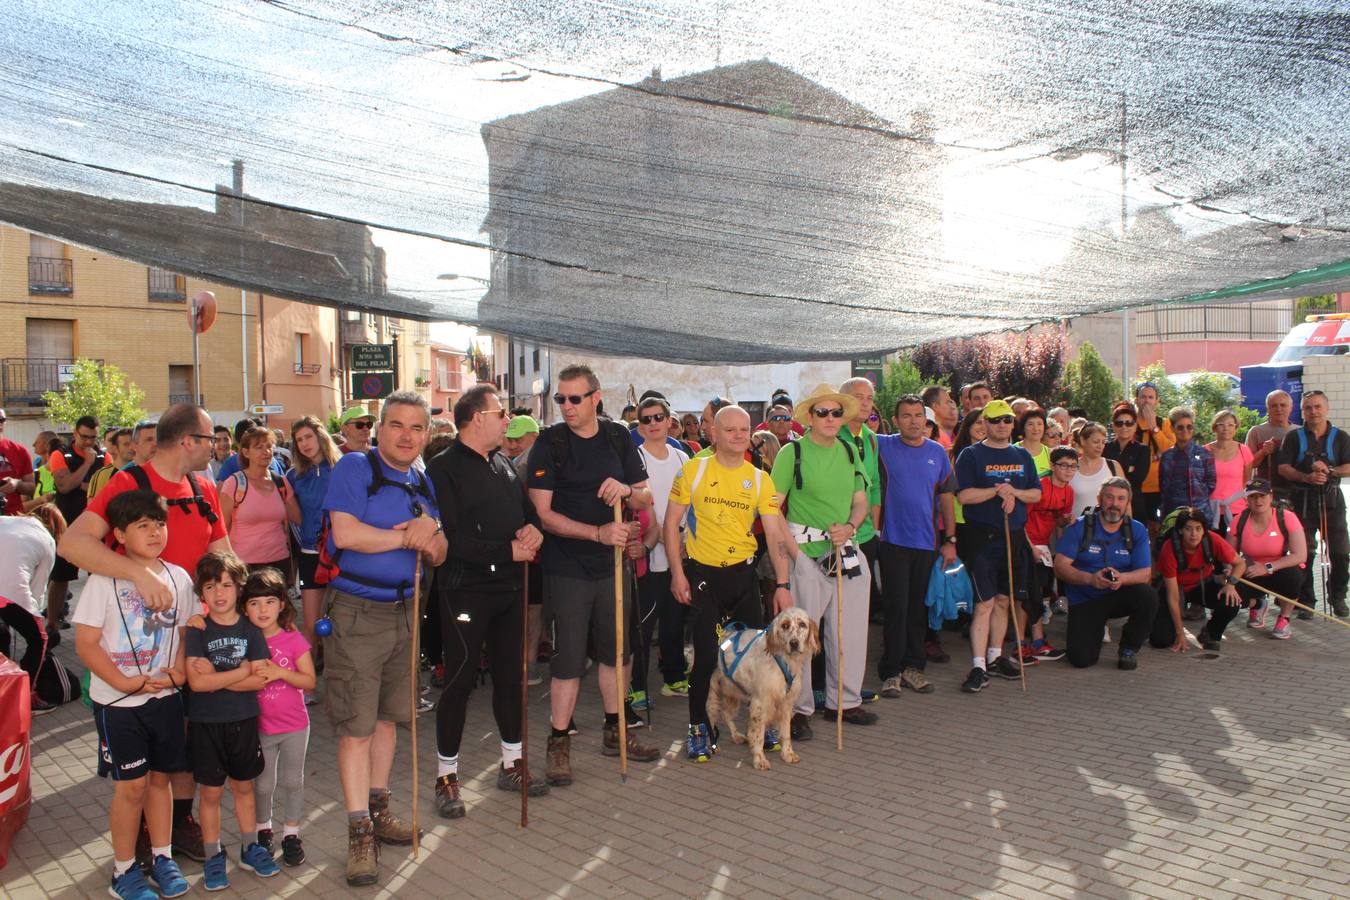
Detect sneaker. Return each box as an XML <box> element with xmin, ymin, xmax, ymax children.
<box><xmin>239</xmin><ymin>842</ymin><xmax>279</xmax><ymax>878</ymax></box>
<box><xmin>526</xmin><ymin>663</ymin><xmax>543</xmax><ymax>686</ymax></box>
<box><xmin>860</xmin><ymin>689</ymin><xmax>879</xmax><ymax>704</ymax></box>
<box><xmin>416</xmin><ymin>696</ymin><xmax>435</xmax><ymax>714</ymax></box>
<box><xmin>345</xmin><ymin>817</ymin><xmax>379</xmax><ymax>887</ymax></box>
<box><xmin>900</xmin><ymin>667</ymin><xmax>935</xmax><ymax>694</ymax></box>
<box><xmin>255</xmin><ymin>828</ymin><xmax>273</xmax><ymax>857</ymax></box>
<box><xmin>1271</xmin><ymin>620</ymin><xmax>1292</xmax><ymax>640</ymax></box>
<box><xmin>171</xmin><ymin>815</ymin><xmax>206</xmax><ymax>863</ymax></box>
<box><xmin>1034</xmin><ymin>643</ymin><xmax>1066</xmax><ymax>662</ymax></box>
<box><xmin>686</xmin><ymin>723</ymin><xmax>714</xmax><ymax>762</ymax></box>
<box><xmin>1248</xmin><ymin>596</ymin><xmax>1271</xmax><ymax>628</ymax></box>
<box><xmin>960</xmin><ymin>667</ymin><xmax>989</xmax><ymax>693</ymax></box>
<box><xmin>627</xmin><ymin>689</ymin><xmax>650</xmax><ymax>711</ymax></box>
<box><xmin>623</xmin><ymin>702</ymin><xmax>646</xmax><ymax>730</ymax></box>
<box><xmin>280</xmin><ymin>834</ymin><xmax>305</xmax><ymax>867</ymax></box>
<box><xmin>545</xmin><ymin>733</ymin><xmax>573</xmax><ymax>786</ymax></box>
<box><xmin>1118</xmin><ymin>649</ymin><xmax>1138</xmax><ymax>671</ymax></box>
<box><xmin>789</xmin><ymin>712</ymin><xmax>813</xmax><ymax>742</ymax></box>
<box><xmin>368</xmin><ymin>791</ymin><xmax>419</xmax><ymax>846</ymax></box>
<box><xmin>988</xmin><ymin>655</ymin><xmax>1021</xmax><ymax>679</ymax></box>
<box><xmin>1102</xmin><ymin>624</ymin><xmax>1112</xmax><ymax>644</ymax></box>
<box><xmin>924</xmin><ymin>640</ymin><xmax>950</xmax><ymax>664</ymax></box>
<box><xmin>497</xmin><ymin>760</ymin><xmax>550</xmax><ymax>796</ymax></box>
<box><xmin>602</xmin><ymin>722</ymin><xmax>660</xmax><ymax>761</ymax></box>
<box><xmin>1054</xmin><ymin>597</ymin><xmax>1069</xmax><ymax>614</ymax></box>
<box><xmin>435</xmin><ymin>774</ymin><xmax>465</xmax><ymax>818</ymax></box>
<box><xmin>880</xmin><ymin>675</ymin><xmax>903</xmax><ymax>698</ymax></box>
<box><xmin>202</xmin><ymin>849</ymin><xmax>228</xmax><ymax>892</ymax></box>
<box><xmin>30</xmin><ymin>692</ymin><xmax>56</xmax><ymax>715</ymax></box>
<box><xmin>763</xmin><ymin>727</ymin><xmax>781</xmax><ymax>752</ymax></box>
<box><xmin>1040</xmin><ymin>604</ymin><xmax>1052</xmax><ymax>625</ymax></box>
<box><xmin>148</xmin><ymin>855</ymin><xmax>189</xmax><ymax>899</ymax></box>
<box><xmin>109</xmin><ymin>866</ymin><xmax>157</xmax><ymax>900</ymax></box>
<box><xmin>1017</xmin><ymin>644</ymin><xmax>1040</xmax><ymax>667</ymax></box>
<box><xmin>661</xmin><ymin>679</ymin><xmax>689</xmax><ymax>697</ymax></box>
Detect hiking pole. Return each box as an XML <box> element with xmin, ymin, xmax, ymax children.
<box><xmin>613</xmin><ymin>501</ymin><xmax>628</xmax><ymax>782</ymax></box>
<box><xmin>1003</xmin><ymin>510</ymin><xmax>1027</xmax><ymax>694</ymax></box>
<box><xmin>1235</xmin><ymin>576</ymin><xmax>1350</xmax><ymax>632</ymax></box>
<box><xmin>1318</xmin><ymin>492</ymin><xmax>1331</xmax><ymax>608</ymax></box>
<box><xmin>520</xmin><ymin>560</ymin><xmax>529</xmax><ymax>829</ymax></box>
<box><xmin>833</xmin><ymin>544</ymin><xmax>844</xmax><ymax>752</ymax></box>
<box><xmin>408</xmin><ymin>560</ymin><xmax>422</xmax><ymax>860</ymax></box>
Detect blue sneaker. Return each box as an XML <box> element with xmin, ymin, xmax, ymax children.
<box><xmin>109</xmin><ymin>866</ymin><xmax>157</xmax><ymax>900</ymax></box>
<box><xmin>762</xmin><ymin>727</ymin><xmax>781</xmax><ymax>753</ymax></box>
<box><xmin>203</xmin><ymin>849</ymin><xmax>228</xmax><ymax>891</ymax></box>
<box><xmin>149</xmin><ymin>855</ymin><xmax>189</xmax><ymax>898</ymax></box>
<box><xmin>239</xmin><ymin>841</ymin><xmax>280</xmax><ymax>878</ymax></box>
<box><xmin>860</xmin><ymin>689</ymin><xmax>879</xmax><ymax>704</ymax></box>
<box><xmin>1118</xmin><ymin>649</ymin><xmax>1138</xmax><ymax>671</ymax></box>
<box><xmin>686</xmin><ymin>723</ymin><xmax>714</xmax><ymax>763</ymax></box>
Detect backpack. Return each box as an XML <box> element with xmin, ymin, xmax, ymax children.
<box><xmin>314</xmin><ymin>450</ymin><xmax>434</xmax><ymax>599</ymax></box>
<box><xmin>125</xmin><ymin>464</ymin><xmax>219</xmax><ymax>525</ymax></box>
<box><xmin>543</xmin><ymin>420</ymin><xmax>635</xmax><ymax>479</ymax></box>
<box><xmin>35</xmin><ymin>654</ymin><xmax>81</xmax><ymax>706</ymax></box>
<box><xmin>54</xmin><ymin>447</ymin><xmax>105</xmax><ymax>523</ymax></box>
<box><xmin>228</xmin><ymin>470</ymin><xmax>288</xmax><ymax>505</ymax></box>
<box><xmin>781</xmin><ymin>436</ymin><xmax>855</xmax><ymax>491</ymax></box>
<box><xmin>1233</xmin><ymin>504</ymin><xmax>1292</xmax><ymax>558</ymax></box>
<box><xmin>1294</xmin><ymin>426</ymin><xmax>1340</xmax><ymax>468</ymax></box>
<box><xmin>924</xmin><ymin>557</ymin><xmax>973</xmax><ymax>630</ymax></box>
<box><xmin>1158</xmin><ymin>507</ymin><xmax>1213</xmax><ymax>571</ymax></box>
<box><xmin>1077</xmin><ymin>508</ymin><xmax>1135</xmax><ymax>554</ymax></box>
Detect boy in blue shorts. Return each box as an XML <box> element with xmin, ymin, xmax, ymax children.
<box><xmin>74</xmin><ymin>490</ymin><xmax>197</xmax><ymax>900</ymax></box>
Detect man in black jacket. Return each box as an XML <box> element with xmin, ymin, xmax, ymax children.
<box><xmin>426</xmin><ymin>384</ymin><xmax>548</xmax><ymax>819</ymax></box>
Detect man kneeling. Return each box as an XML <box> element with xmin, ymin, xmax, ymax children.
<box><xmin>1053</xmin><ymin>478</ymin><xmax>1158</xmax><ymax>670</ymax></box>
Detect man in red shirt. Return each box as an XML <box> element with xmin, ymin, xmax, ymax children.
<box><xmin>0</xmin><ymin>408</ymin><xmax>34</xmax><ymax>515</ymax></box>
<box><xmin>1022</xmin><ymin>446</ymin><xmax>1078</xmax><ymax>662</ymax></box>
<box><xmin>1150</xmin><ymin>507</ymin><xmax>1247</xmax><ymax>653</ymax></box>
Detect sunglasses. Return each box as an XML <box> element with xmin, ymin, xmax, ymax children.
<box><xmin>638</xmin><ymin>412</ymin><xmax>668</xmax><ymax>425</ymax></box>
<box><xmin>1174</xmin><ymin>423</ymin><xmax>1195</xmax><ymax>431</ymax></box>
<box><xmin>986</xmin><ymin>416</ymin><xmax>1014</xmax><ymax>425</ymax></box>
<box><xmin>554</xmin><ymin>389</ymin><xmax>597</xmax><ymax>406</ymax></box>
<box><xmin>350</xmin><ymin>420</ymin><xmax>372</xmax><ymax>430</ymax></box>
<box><xmin>1113</xmin><ymin>419</ymin><xmax>1135</xmax><ymax>427</ymax></box>
<box><xmin>768</xmin><ymin>415</ymin><xmax>791</xmax><ymax>422</ymax></box>
<box><xmin>812</xmin><ymin>407</ymin><xmax>845</xmax><ymax>419</ymax></box>
<box><xmin>478</xmin><ymin>408</ymin><xmax>507</xmax><ymax>418</ymax></box>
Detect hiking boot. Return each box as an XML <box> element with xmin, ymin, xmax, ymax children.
<box><xmin>763</xmin><ymin>727</ymin><xmax>781</xmax><ymax>752</ymax></box>
<box><xmin>880</xmin><ymin>675</ymin><xmax>903</xmax><ymax>698</ymax></box>
<box><xmin>368</xmin><ymin>791</ymin><xmax>418</xmax><ymax>846</ymax></box>
<box><xmin>149</xmin><ymin>855</ymin><xmax>189</xmax><ymax>899</ymax></box>
<box><xmin>545</xmin><ymin>733</ymin><xmax>573</xmax><ymax>786</ymax></box>
<box><xmin>960</xmin><ymin>667</ymin><xmax>989</xmax><ymax>693</ymax></box>
<box><xmin>1248</xmin><ymin>596</ymin><xmax>1271</xmax><ymax>628</ymax></box>
<box><xmin>497</xmin><ymin>760</ymin><xmax>550</xmax><ymax>796</ymax></box>
<box><xmin>686</xmin><ymin>723</ymin><xmax>714</xmax><ymax>762</ymax></box>
<box><xmin>1034</xmin><ymin>643</ymin><xmax>1066</xmax><ymax>662</ymax></box>
<box><xmin>171</xmin><ymin>814</ymin><xmax>206</xmax><ymax>863</ymax></box>
<box><xmin>901</xmin><ymin>667</ymin><xmax>935</xmax><ymax>693</ymax></box>
<box><xmin>624</xmin><ymin>701</ymin><xmax>646</xmax><ymax>730</ymax></box>
<box><xmin>280</xmin><ymin>834</ymin><xmax>305</xmax><ymax>867</ymax></box>
<box><xmin>435</xmin><ymin>774</ymin><xmax>465</xmax><ymax>818</ymax></box>
<box><xmin>239</xmin><ymin>842</ymin><xmax>280</xmax><ymax>878</ymax></box>
<box><xmin>789</xmin><ymin>713</ymin><xmax>814</xmax><ymax>742</ymax></box>
<box><xmin>255</xmin><ymin>828</ymin><xmax>274</xmax><ymax>858</ymax></box>
<box><xmin>822</xmin><ymin>706</ymin><xmax>879</xmax><ymax>726</ymax></box>
<box><xmin>602</xmin><ymin>722</ymin><xmax>660</xmax><ymax>761</ymax></box>
<box><xmin>110</xmin><ymin>865</ymin><xmax>157</xmax><ymax>900</ymax></box>
<box><xmin>203</xmin><ymin>849</ymin><xmax>228</xmax><ymax>892</ymax></box>
<box><xmin>988</xmin><ymin>655</ymin><xmax>1022</xmax><ymax>679</ymax></box>
<box><xmin>1334</xmin><ymin>598</ymin><xmax>1349</xmax><ymax>618</ymax></box>
<box><xmin>661</xmin><ymin>679</ymin><xmax>689</xmax><ymax>697</ymax></box>
<box><xmin>924</xmin><ymin>640</ymin><xmax>950</xmax><ymax>664</ymax></box>
<box><xmin>345</xmin><ymin>817</ymin><xmax>379</xmax><ymax>887</ymax></box>
<box><xmin>1118</xmin><ymin>649</ymin><xmax>1138</xmax><ymax>671</ymax></box>
<box><xmin>1271</xmin><ymin>619</ymin><xmax>1292</xmax><ymax>639</ymax></box>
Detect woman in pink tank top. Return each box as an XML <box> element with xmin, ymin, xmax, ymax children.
<box><xmin>1206</xmin><ymin>409</ymin><xmax>1253</xmax><ymax>533</ymax></box>
<box><xmin>220</xmin><ymin>425</ymin><xmax>299</xmax><ymax>571</ymax></box>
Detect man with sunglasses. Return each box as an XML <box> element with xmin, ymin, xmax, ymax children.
<box><xmin>526</xmin><ymin>364</ymin><xmax>657</xmax><ymax>786</ymax></box>
<box><xmin>768</xmin><ymin>383</ymin><xmax>875</xmax><ymax>738</ymax></box>
<box><xmin>0</xmin><ymin>407</ymin><xmax>35</xmax><ymax>516</ymax></box>
<box><xmin>338</xmin><ymin>406</ymin><xmax>375</xmax><ymax>455</ymax></box>
<box><xmin>761</xmin><ymin>404</ymin><xmax>797</xmax><ymax>445</ymax></box>
<box><xmin>954</xmin><ymin>400</ymin><xmax>1040</xmax><ymax>694</ymax></box>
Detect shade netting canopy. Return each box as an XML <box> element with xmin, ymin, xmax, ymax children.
<box><xmin>2</xmin><ymin>0</ymin><xmax>1348</xmax><ymax>363</ymax></box>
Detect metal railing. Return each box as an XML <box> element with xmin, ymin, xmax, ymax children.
<box><xmin>148</xmin><ymin>269</ymin><xmax>186</xmax><ymax>301</ymax></box>
<box><xmin>0</xmin><ymin>357</ymin><xmax>99</xmax><ymax>406</ymax></box>
<box><xmin>294</xmin><ymin>363</ymin><xmax>321</xmax><ymax>375</ymax></box>
<box><xmin>1135</xmin><ymin>303</ymin><xmax>1293</xmax><ymax>342</ymax></box>
<box><xmin>28</xmin><ymin>256</ymin><xmax>72</xmax><ymax>294</ymax></box>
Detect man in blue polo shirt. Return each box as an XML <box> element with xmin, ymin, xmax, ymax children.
<box><xmin>321</xmin><ymin>391</ymin><xmax>447</xmax><ymax>887</ymax></box>
<box><xmin>1053</xmin><ymin>477</ymin><xmax>1157</xmax><ymax>670</ymax></box>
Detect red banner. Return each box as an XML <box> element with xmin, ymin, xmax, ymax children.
<box><xmin>0</xmin><ymin>654</ymin><xmax>32</xmax><ymax>870</ymax></box>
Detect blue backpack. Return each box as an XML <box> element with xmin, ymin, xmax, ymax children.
<box><xmin>924</xmin><ymin>558</ymin><xmax>973</xmax><ymax>630</ymax></box>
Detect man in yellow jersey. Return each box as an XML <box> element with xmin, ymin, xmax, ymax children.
<box><xmin>664</xmin><ymin>405</ymin><xmax>788</xmax><ymax>762</ymax></box>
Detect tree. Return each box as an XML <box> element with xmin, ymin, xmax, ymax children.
<box><xmin>1062</xmin><ymin>342</ymin><xmax>1122</xmax><ymax>422</ymax></box>
<box><xmin>912</xmin><ymin>328</ymin><xmax>1065</xmax><ymax>402</ymax></box>
<box><xmin>41</xmin><ymin>359</ymin><xmax>146</xmax><ymax>428</ymax></box>
<box><xmin>1132</xmin><ymin>362</ymin><xmax>1180</xmax><ymax>412</ymax></box>
<box><xmin>876</xmin><ymin>354</ymin><xmax>943</xmax><ymax>423</ymax></box>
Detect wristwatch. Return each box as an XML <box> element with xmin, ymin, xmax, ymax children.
<box><xmin>1265</xmin><ymin>562</ymin><xmax>1275</xmax><ymax>575</ymax></box>
<box><xmin>944</xmin><ymin>535</ymin><xmax>958</xmax><ymax>545</ymax></box>
<box><xmin>1225</xmin><ymin>574</ymin><xmax>1239</xmax><ymax>586</ymax></box>
<box><xmin>775</xmin><ymin>582</ymin><xmax>791</xmax><ymax>590</ymax></box>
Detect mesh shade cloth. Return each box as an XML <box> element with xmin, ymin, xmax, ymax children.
<box><xmin>1</xmin><ymin>0</ymin><xmax>1347</xmax><ymax>363</ymax></box>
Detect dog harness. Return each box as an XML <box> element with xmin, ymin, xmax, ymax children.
<box><xmin>718</xmin><ymin>623</ymin><xmax>795</xmax><ymax>695</ymax></box>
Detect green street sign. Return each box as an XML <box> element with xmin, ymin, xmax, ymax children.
<box><xmin>351</xmin><ymin>370</ymin><xmax>394</xmax><ymax>400</ymax></box>
<box><xmin>351</xmin><ymin>344</ymin><xmax>394</xmax><ymax>371</ymax></box>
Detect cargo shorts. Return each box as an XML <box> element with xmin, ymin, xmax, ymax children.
<box><xmin>322</xmin><ymin>590</ymin><xmax>413</xmax><ymax>738</ymax></box>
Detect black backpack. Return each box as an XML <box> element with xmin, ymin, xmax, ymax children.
<box><xmin>35</xmin><ymin>654</ymin><xmax>82</xmax><ymax>705</ymax></box>
<box><xmin>54</xmin><ymin>447</ymin><xmax>105</xmax><ymax>524</ymax></box>
<box><xmin>125</xmin><ymin>465</ymin><xmax>219</xmax><ymax>525</ymax></box>
<box><xmin>782</xmin><ymin>437</ymin><xmax>855</xmax><ymax>491</ymax></box>
<box><xmin>543</xmin><ymin>420</ymin><xmax>635</xmax><ymax>478</ymax></box>
<box><xmin>1233</xmin><ymin>505</ymin><xmax>1291</xmax><ymax>558</ymax></box>
<box><xmin>1077</xmin><ymin>508</ymin><xmax>1135</xmax><ymax>554</ymax></box>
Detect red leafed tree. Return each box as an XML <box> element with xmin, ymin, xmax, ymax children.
<box><xmin>912</xmin><ymin>327</ymin><xmax>1065</xmax><ymax>404</ymax></box>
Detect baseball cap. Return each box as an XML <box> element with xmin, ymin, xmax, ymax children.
<box><xmin>339</xmin><ymin>406</ymin><xmax>375</xmax><ymax>426</ymax></box>
<box><xmin>982</xmin><ymin>399</ymin><xmax>1016</xmax><ymax>420</ymax></box>
<box><xmin>1244</xmin><ymin>477</ymin><xmax>1272</xmax><ymax>496</ymax></box>
<box><xmin>505</xmin><ymin>415</ymin><xmax>540</xmax><ymax>439</ymax></box>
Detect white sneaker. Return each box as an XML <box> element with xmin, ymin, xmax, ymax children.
<box><xmin>1102</xmin><ymin>625</ymin><xmax>1112</xmax><ymax>644</ymax></box>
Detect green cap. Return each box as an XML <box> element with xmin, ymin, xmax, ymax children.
<box><xmin>339</xmin><ymin>406</ymin><xmax>375</xmax><ymax>426</ymax></box>
<box><xmin>505</xmin><ymin>415</ymin><xmax>540</xmax><ymax>439</ymax></box>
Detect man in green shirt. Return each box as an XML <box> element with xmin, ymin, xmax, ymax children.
<box><xmin>840</xmin><ymin>377</ymin><xmax>882</xmax><ymax>620</ymax></box>
<box><xmin>769</xmin><ymin>384</ymin><xmax>876</xmax><ymax>741</ymax></box>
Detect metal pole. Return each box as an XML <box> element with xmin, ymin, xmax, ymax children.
<box><xmin>1119</xmin><ymin>92</ymin><xmax>1130</xmax><ymax>388</ymax></box>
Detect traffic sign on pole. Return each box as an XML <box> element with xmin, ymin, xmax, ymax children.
<box><xmin>352</xmin><ymin>371</ymin><xmax>394</xmax><ymax>400</ymax></box>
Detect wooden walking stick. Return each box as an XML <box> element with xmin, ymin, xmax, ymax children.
<box><xmin>834</xmin><ymin>544</ymin><xmax>844</xmax><ymax>752</ymax></box>
<box><xmin>408</xmin><ymin>560</ymin><xmax>422</xmax><ymax>859</ymax></box>
<box><xmin>613</xmin><ymin>501</ymin><xmax>628</xmax><ymax>782</ymax></box>
<box><xmin>1003</xmin><ymin>510</ymin><xmax>1027</xmax><ymax>694</ymax></box>
<box><xmin>1236</xmin><ymin>575</ymin><xmax>1350</xmax><ymax>632</ymax></box>
<box><xmin>520</xmin><ymin>560</ymin><xmax>530</xmax><ymax>828</ymax></box>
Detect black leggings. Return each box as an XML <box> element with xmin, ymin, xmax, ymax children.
<box><xmin>0</xmin><ymin>603</ymin><xmax>47</xmax><ymax>688</ymax></box>
<box><xmin>1150</xmin><ymin>585</ymin><xmax>1242</xmax><ymax>647</ymax></box>
<box><xmin>435</xmin><ymin>588</ymin><xmax>522</xmax><ymax>758</ymax></box>
<box><xmin>1066</xmin><ymin>584</ymin><xmax>1159</xmax><ymax>667</ymax></box>
<box><xmin>684</xmin><ymin>560</ymin><xmax>762</xmax><ymax>727</ymax></box>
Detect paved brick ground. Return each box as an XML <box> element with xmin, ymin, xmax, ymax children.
<box><xmin>4</xmin><ymin>580</ymin><xmax>1350</xmax><ymax>898</ymax></box>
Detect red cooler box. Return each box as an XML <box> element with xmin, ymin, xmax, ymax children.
<box><xmin>0</xmin><ymin>654</ymin><xmax>32</xmax><ymax>870</ymax></box>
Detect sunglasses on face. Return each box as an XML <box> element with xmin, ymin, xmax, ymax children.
<box><xmin>1174</xmin><ymin>423</ymin><xmax>1195</xmax><ymax>432</ymax></box>
<box><xmin>350</xmin><ymin>420</ymin><xmax>372</xmax><ymax>430</ymax></box>
<box><xmin>638</xmin><ymin>412</ymin><xmax>668</xmax><ymax>425</ymax></box>
<box><xmin>1113</xmin><ymin>419</ymin><xmax>1135</xmax><ymax>428</ymax></box>
<box><xmin>768</xmin><ymin>415</ymin><xmax>791</xmax><ymax>422</ymax></box>
<box><xmin>986</xmin><ymin>416</ymin><xmax>1014</xmax><ymax>425</ymax></box>
<box><xmin>812</xmin><ymin>407</ymin><xmax>845</xmax><ymax>419</ymax></box>
<box><xmin>478</xmin><ymin>408</ymin><xmax>506</xmax><ymax>418</ymax></box>
<box><xmin>554</xmin><ymin>389</ymin><xmax>597</xmax><ymax>406</ymax></box>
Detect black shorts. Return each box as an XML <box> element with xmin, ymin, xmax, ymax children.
<box><xmin>93</xmin><ymin>694</ymin><xmax>189</xmax><ymax>781</ymax></box>
<box><xmin>50</xmin><ymin>552</ymin><xmax>78</xmax><ymax>584</ymax></box>
<box><xmin>297</xmin><ymin>553</ymin><xmax>320</xmax><ymax>590</ymax></box>
<box><xmin>960</xmin><ymin>525</ymin><xmax>1029</xmax><ymax>603</ymax></box>
<box><xmin>188</xmin><ymin>718</ymin><xmax>265</xmax><ymax>786</ymax></box>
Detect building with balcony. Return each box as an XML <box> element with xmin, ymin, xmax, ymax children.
<box><xmin>429</xmin><ymin>343</ymin><xmax>470</xmax><ymax>416</ymax></box>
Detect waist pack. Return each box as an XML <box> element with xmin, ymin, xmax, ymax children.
<box><xmin>924</xmin><ymin>558</ymin><xmax>973</xmax><ymax>630</ymax></box>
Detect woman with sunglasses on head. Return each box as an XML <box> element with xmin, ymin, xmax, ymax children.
<box><xmin>1104</xmin><ymin>401</ymin><xmax>1150</xmax><ymax>504</ymax></box>
<box><xmin>1204</xmin><ymin>408</ymin><xmax>1253</xmax><ymax>535</ymax></box>
<box><xmin>679</xmin><ymin>413</ymin><xmax>702</xmax><ymax>454</ymax></box>
<box><xmin>1068</xmin><ymin>422</ymin><xmax>1124</xmax><ymax>518</ymax></box>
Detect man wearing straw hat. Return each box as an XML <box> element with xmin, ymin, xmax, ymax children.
<box><xmin>768</xmin><ymin>383</ymin><xmax>876</xmax><ymax>742</ymax></box>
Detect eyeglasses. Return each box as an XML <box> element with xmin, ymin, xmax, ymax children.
<box><xmin>1053</xmin><ymin>461</ymin><xmax>1079</xmax><ymax>469</ymax></box>
<box><xmin>0</xmin><ymin>417</ymin><xmax>7</xmax><ymax>423</ymax></box>
<box><xmin>986</xmin><ymin>416</ymin><xmax>1014</xmax><ymax>425</ymax></box>
<box><xmin>76</xmin><ymin>431</ymin><xmax>98</xmax><ymax>440</ymax></box>
<box><xmin>1174</xmin><ymin>423</ymin><xmax>1195</xmax><ymax>432</ymax></box>
<box><xmin>350</xmin><ymin>420</ymin><xmax>372</xmax><ymax>430</ymax></box>
<box><xmin>638</xmin><ymin>412</ymin><xmax>668</xmax><ymax>424</ymax></box>
<box><xmin>189</xmin><ymin>433</ymin><xmax>215</xmax><ymax>442</ymax></box>
<box><xmin>478</xmin><ymin>408</ymin><xmax>507</xmax><ymax>418</ymax></box>
<box><xmin>812</xmin><ymin>407</ymin><xmax>845</xmax><ymax>419</ymax></box>
<box><xmin>1113</xmin><ymin>419</ymin><xmax>1135</xmax><ymax>428</ymax></box>
<box><xmin>554</xmin><ymin>389</ymin><xmax>597</xmax><ymax>406</ymax></box>
<box><xmin>768</xmin><ymin>415</ymin><xmax>791</xmax><ymax>422</ymax></box>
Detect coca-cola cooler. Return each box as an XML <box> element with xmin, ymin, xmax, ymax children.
<box><xmin>0</xmin><ymin>654</ymin><xmax>31</xmax><ymax>869</ymax></box>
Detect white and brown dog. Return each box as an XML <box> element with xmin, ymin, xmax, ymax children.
<box><xmin>706</xmin><ymin>607</ymin><xmax>819</xmax><ymax>770</ymax></box>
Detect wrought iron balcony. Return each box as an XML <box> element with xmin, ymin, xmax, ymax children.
<box><xmin>28</xmin><ymin>256</ymin><xmax>72</xmax><ymax>294</ymax></box>
<box><xmin>1</xmin><ymin>357</ymin><xmax>99</xmax><ymax>406</ymax></box>
<box><xmin>149</xmin><ymin>269</ymin><xmax>187</xmax><ymax>301</ymax></box>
